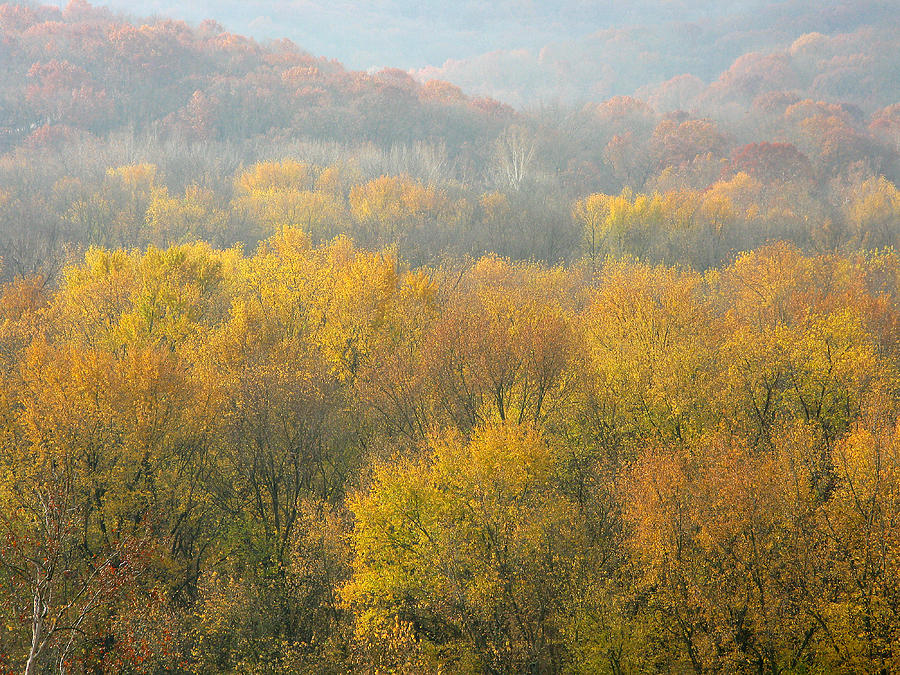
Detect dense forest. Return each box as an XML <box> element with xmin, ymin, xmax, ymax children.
<box><xmin>1</xmin><ymin>1</ymin><xmax>900</xmax><ymax>673</ymax></box>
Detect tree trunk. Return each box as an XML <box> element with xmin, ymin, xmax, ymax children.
<box><xmin>24</xmin><ymin>592</ymin><xmax>44</xmax><ymax>675</ymax></box>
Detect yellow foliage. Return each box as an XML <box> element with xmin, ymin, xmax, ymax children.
<box><xmin>235</xmin><ymin>159</ymin><xmax>317</xmax><ymax>193</ymax></box>
<box><xmin>107</xmin><ymin>162</ymin><xmax>158</xmax><ymax>194</ymax></box>
<box><xmin>349</xmin><ymin>174</ymin><xmax>449</xmax><ymax>244</ymax></box>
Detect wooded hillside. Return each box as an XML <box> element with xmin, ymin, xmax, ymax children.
<box><xmin>2</xmin><ymin>2</ymin><xmax>900</xmax><ymax>673</ymax></box>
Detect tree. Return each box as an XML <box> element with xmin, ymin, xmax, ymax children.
<box><xmin>0</xmin><ymin>479</ymin><xmax>152</xmax><ymax>675</ymax></box>
<box><xmin>582</xmin><ymin>261</ymin><xmax>720</xmax><ymax>450</ymax></box>
<box><xmin>349</xmin><ymin>174</ymin><xmax>448</xmax><ymax>250</ymax></box>
<box><xmin>624</xmin><ymin>429</ymin><xmax>825</xmax><ymax>673</ymax></box>
<box><xmin>489</xmin><ymin>125</ymin><xmax>537</xmax><ymax>192</ymax></box>
<box><xmin>730</xmin><ymin>142</ymin><xmax>813</xmax><ymax>186</ymax></box>
<box><xmin>573</xmin><ymin>194</ymin><xmax>607</xmax><ymax>268</ymax></box>
<box><xmin>843</xmin><ymin>176</ymin><xmax>900</xmax><ymax>249</ymax></box>
<box><xmin>423</xmin><ymin>256</ymin><xmax>578</xmax><ymax>433</ymax></box>
<box><xmin>344</xmin><ymin>422</ymin><xmax>591</xmax><ymax>673</ymax></box>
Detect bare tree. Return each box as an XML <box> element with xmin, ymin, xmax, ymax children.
<box><xmin>489</xmin><ymin>125</ymin><xmax>537</xmax><ymax>192</ymax></box>
<box><xmin>1</xmin><ymin>480</ymin><xmax>145</xmax><ymax>675</ymax></box>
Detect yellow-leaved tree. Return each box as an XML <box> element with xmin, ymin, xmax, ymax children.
<box><xmin>344</xmin><ymin>422</ymin><xmax>597</xmax><ymax>673</ymax></box>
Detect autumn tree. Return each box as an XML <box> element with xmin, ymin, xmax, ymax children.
<box><xmin>345</xmin><ymin>423</ymin><xmax>596</xmax><ymax>673</ymax></box>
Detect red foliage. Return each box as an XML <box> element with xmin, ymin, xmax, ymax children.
<box><xmin>23</xmin><ymin>123</ymin><xmax>92</xmax><ymax>149</ymax></box>
<box><xmin>709</xmin><ymin>51</ymin><xmax>800</xmax><ymax>102</ymax></box>
<box><xmin>752</xmin><ymin>90</ymin><xmax>801</xmax><ymax>114</ymax></box>
<box><xmin>420</xmin><ymin>79</ymin><xmax>466</xmax><ymax>104</ymax></box>
<box><xmin>652</xmin><ymin>117</ymin><xmax>729</xmax><ymax>168</ymax></box>
<box><xmin>731</xmin><ymin>142</ymin><xmax>813</xmax><ymax>184</ymax></box>
<box><xmin>469</xmin><ymin>96</ymin><xmax>515</xmax><ymax>118</ymax></box>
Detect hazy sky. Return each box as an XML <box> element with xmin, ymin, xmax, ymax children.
<box><xmin>74</xmin><ymin>0</ymin><xmax>766</xmax><ymax>71</ymax></box>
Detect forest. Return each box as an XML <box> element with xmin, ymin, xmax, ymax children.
<box><xmin>1</xmin><ymin>1</ymin><xmax>900</xmax><ymax>673</ymax></box>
